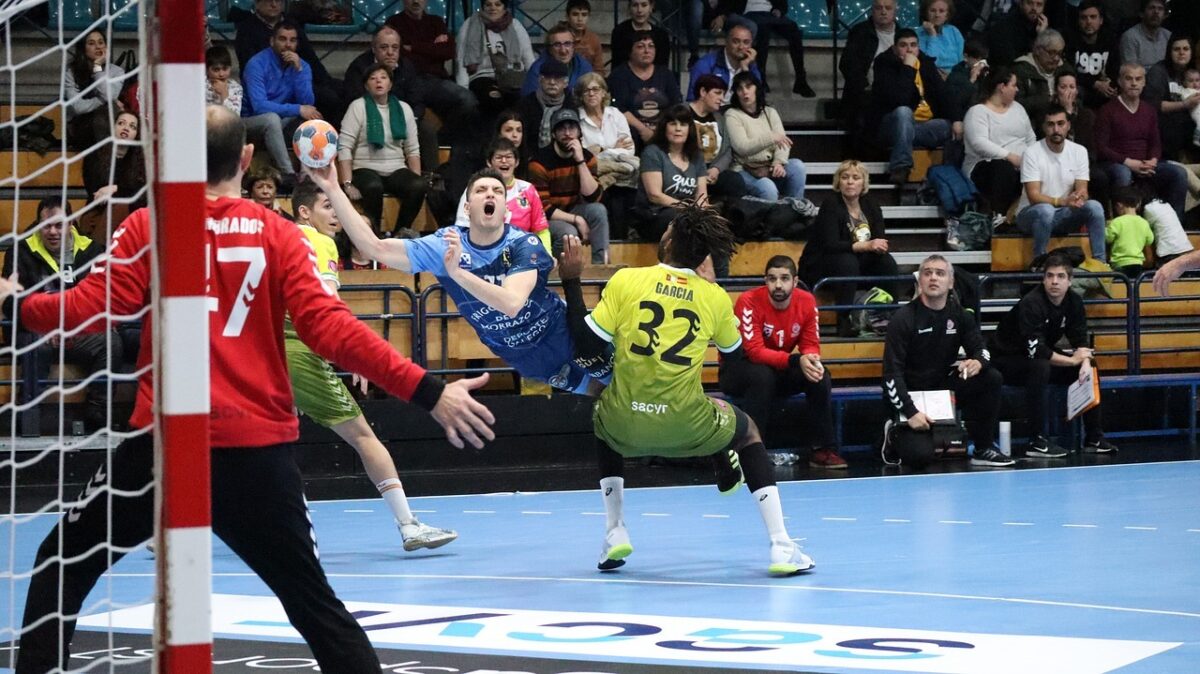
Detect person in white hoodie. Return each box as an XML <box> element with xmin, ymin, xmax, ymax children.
<box><xmin>64</xmin><ymin>29</ymin><xmax>126</xmax><ymax>150</ymax></box>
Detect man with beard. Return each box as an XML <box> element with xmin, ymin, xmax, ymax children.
<box><xmin>1066</xmin><ymin>0</ymin><xmax>1120</xmax><ymax>109</ymax></box>
<box><xmin>528</xmin><ymin>107</ymin><xmax>610</xmax><ymax>264</ymax></box>
<box><xmin>717</xmin><ymin>256</ymin><xmax>844</xmax><ymax>469</ymax></box>
<box><xmin>1119</xmin><ymin>0</ymin><xmax>1171</xmax><ymax>69</ymax></box>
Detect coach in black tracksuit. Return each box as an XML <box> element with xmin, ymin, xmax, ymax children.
<box><xmin>989</xmin><ymin>254</ymin><xmax>1116</xmax><ymax>457</ymax></box>
<box><xmin>883</xmin><ymin>255</ymin><xmax>1013</xmax><ymax>467</ymax></box>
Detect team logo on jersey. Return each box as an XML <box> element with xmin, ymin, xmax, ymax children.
<box><xmin>519</xmin><ymin>195</ymin><xmax>529</xmax><ymax>208</ymax></box>
<box><xmin>527</xmin><ymin>236</ymin><xmax>538</xmax><ymax>246</ymax></box>
<box><xmin>791</xmin><ymin>323</ymin><xmax>801</xmax><ymax>337</ymax></box>
<box><xmin>763</xmin><ymin>323</ymin><xmax>775</xmax><ymax>337</ymax></box>
<box><xmin>459</xmin><ymin>251</ymin><xmax>472</xmax><ymax>268</ymax></box>
<box><xmin>502</xmin><ymin>247</ymin><xmax>512</xmax><ymax>269</ymax></box>
<box><xmin>1061</xmin><ymin>316</ymin><xmax>1067</xmax><ymax>328</ymax></box>
<box><xmin>946</xmin><ymin>319</ymin><xmax>957</xmax><ymax>335</ymax></box>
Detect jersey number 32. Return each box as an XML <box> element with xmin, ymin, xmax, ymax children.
<box><xmin>629</xmin><ymin>300</ymin><xmax>701</xmax><ymax>367</ymax></box>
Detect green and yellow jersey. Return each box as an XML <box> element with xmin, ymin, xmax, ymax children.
<box><xmin>284</xmin><ymin>224</ymin><xmax>341</xmax><ymax>339</ymax></box>
<box><xmin>586</xmin><ymin>263</ymin><xmax>742</xmax><ymax>457</ymax></box>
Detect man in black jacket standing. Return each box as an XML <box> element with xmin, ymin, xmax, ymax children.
<box><xmin>989</xmin><ymin>255</ymin><xmax>1116</xmax><ymax>457</ymax></box>
<box><xmin>882</xmin><ymin>255</ymin><xmax>1014</xmax><ymax>467</ymax></box>
<box><xmin>2</xmin><ymin>198</ymin><xmax>120</xmax><ymax>430</ymax></box>
<box><xmin>839</xmin><ymin>0</ymin><xmax>897</xmax><ymax>130</ymax></box>
<box><xmin>871</xmin><ymin>28</ymin><xmax>953</xmax><ymax>185</ymax></box>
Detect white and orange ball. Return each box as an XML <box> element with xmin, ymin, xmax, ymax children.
<box><xmin>292</xmin><ymin>119</ymin><xmax>338</xmax><ymax>168</ymax></box>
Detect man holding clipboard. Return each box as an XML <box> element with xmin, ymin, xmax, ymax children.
<box><xmin>990</xmin><ymin>253</ymin><xmax>1116</xmax><ymax>457</ymax></box>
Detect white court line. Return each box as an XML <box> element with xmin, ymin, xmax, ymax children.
<box><xmin>702</xmin><ymin>514</ymin><xmax>730</xmax><ymax>519</ymax></box>
<box><xmin>1064</xmin><ymin>524</ymin><xmax>1099</xmax><ymax>528</ymax></box>
<box><xmin>412</xmin><ymin>510</ymin><xmax>436</xmax><ymax>514</ymax></box>
<box><xmin>580</xmin><ymin>512</ymin><xmax>606</xmax><ymax>516</ymax></box>
<box><xmin>111</xmin><ymin>572</ymin><xmax>1199</xmax><ymax>619</ymax></box>
<box><xmin>822</xmin><ymin>517</ymin><xmax>857</xmax><ymax>521</ymax></box>
<box><xmin>1188</xmin><ymin>529</ymin><xmax>1200</xmax><ymax>533</ymax></box>
<box><xmin>1125</xmin><ymin>526</ymin><xmax>1158</xmax><ymax>531</ymax></box>
<box><xmin>520</xmin><ymin>511</ymin><xmax>553</xmax><ymax>515</ymax></box>
<box><xmin>1003</xmin><ymin>522</ymin><xmax>1035</xmax><ymax>526</ymax></box>
<box><xmin>939</xmin><ymin>520</ymin><xmax>972</xmax><ymax>525</ymax></box>
<box><xmin>641</xmin><ymin>513</ymin><xmax>671</xmax><ymax>517</ymax></box>
<box><xmin>343</xmin><ymin>509</ymin><xmax>374</xmax><ymax>513</ymax></box>
<box><xmin>462</xmin><ymin>510</ymin><xmax>495</xmax><ymax>514</ymax></box>
<box><xmin>883</xmin><ymin>518</ymin><xmax>910</xmax><ymax>523</ymax></box>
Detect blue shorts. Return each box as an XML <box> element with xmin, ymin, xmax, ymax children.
<box><xmin>546</xmin><ymin>350</ymin><xmax>614</xmax><ymax>395</ymax></box>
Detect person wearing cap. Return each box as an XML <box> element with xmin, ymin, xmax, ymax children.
<box><xmin>528</xmin><ymin>107</ymin><xmax>610</xmax><ymax>264</ymax></box>
<box><xmin>516</xmin><ymin>57</ymin><xmax>576</xmax><ymax>161</ymax></box>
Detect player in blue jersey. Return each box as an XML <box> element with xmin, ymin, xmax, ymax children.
<box><xmin>306</xmin><ymin>166</ymin><xmax>612</xmax><ymax>394</ymax></box>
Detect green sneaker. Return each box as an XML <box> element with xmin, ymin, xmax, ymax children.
<box><xmin>598</xmin><ymin>524</ymin><xmax>632</xmax><ymax>571</ymax></box>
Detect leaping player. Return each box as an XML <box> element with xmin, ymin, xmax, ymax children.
<box><xmin>286</xmin><ymin>180</ymin><xmax>456</xmax><ymax>550</ymax></box>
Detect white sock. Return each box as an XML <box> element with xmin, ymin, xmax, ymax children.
<box><xmin>752</xmin><ymin>485</ymin><xmax>790</xmax><ymax>544</ymax></box>
<box><xmin>599</xmin><ymin>477</ymin><xmax>624</xmax><ymax>530</ymax></box>
<box><xmin>377</xmin><ymin>478</ymin><xmax>414</xmax><ymax>524</ymax></box>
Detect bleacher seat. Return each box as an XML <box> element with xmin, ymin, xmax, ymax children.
<box><xmin>108</xmin><ymin>0</ymin><xmax>139</xmax><ymax>31</ymax></box>
<box><xmin>48</xmin><ymin>0</ymin><xmax>92</xmax><ymax>31</ymax></box>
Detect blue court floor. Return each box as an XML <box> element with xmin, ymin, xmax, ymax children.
<box><xmin>3</xmin><ymin>460</ymin><xmax>1199</xmax><ymax>673</ymax></box>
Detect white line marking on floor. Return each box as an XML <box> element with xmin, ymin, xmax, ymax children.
<box><xmin>702</xmin><ymin>514</ymin><xmax>730</xmax><ymax>519</ymax></box>
<box><xmin>580</xmin><ymin>512</ymin><xmax>606</xmax><ymax>516</ymax></box>
<box><xmin>462</xmin><ymin>510</ymin><xmax>495</xmax><ymax>514</ymax></box>
<box><xmin>1124</xmin><ymin>526</ymin><xmax>1158</xmax><ymax>531</ymax></box>
<box><xmin>343</xmin><ymin>509</ymin><xmax>374</xmax><ymax>513</ymax></box>
<box><xmin>883</xmin><ymin>518</ymin><xmax>910</xmax><ymax>523</ymax></box>
<box><xmin>1063</xmin><ymin>524</ymin><xmax>1098</xmax><ymax>528</ymax></box>
<box><xmin>822</xmin><ymin>517</ymin><xmax>857</xmax><ymax>521</ymax></box>
<box><xmin>641</xmin><ymin>513</ymin><xmax>671</xmax><ymax>517</ymax></box>
<box><xmin>521</xmin><ymin>511</ymin><xmax>553</xmax><ymax>515</ymax></box>
<box><xmin>1003</xmin><ymin>522</ymin><xmax>1035</xmax><ymax>526</ymax></box>
<box><xmin>1188</xmin><ymin>529</ymin><xmax>1200</xmax><ymax>533</ymax></box>
<box><xmin>939</xmin><ymin>520</ymin><xmax>972</xmax><ymax>524</ymax></box>
<box><xmin>412</xmin><ymin>510</ymin><xmax>436</xmax><ymax>514</ymax></box>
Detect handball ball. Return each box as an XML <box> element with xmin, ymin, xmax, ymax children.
<box><xmin>292</xmin><ymin>119</ymin><xmax>338</xmax><ymax>168</ymax></box>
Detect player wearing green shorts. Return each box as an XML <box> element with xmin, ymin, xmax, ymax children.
<box><xmin>560</xmin><ymin>207</ymin><xmax>815</xmax><ymax>576</ymax></box>
<box><xmin>287</xmin><ymin>181</ymin><xmax>455</xmax><ymax>551</ymax></box>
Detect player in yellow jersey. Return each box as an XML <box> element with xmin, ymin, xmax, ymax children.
<box><xmin>559</xmin><ymin>206</ymin><xmax>815</xmax><ymax>576</ymax></box>
<box><xmin>286</xmin><ymin>180</ymin><xmax>456</xmax><ymax>551</ymax></box>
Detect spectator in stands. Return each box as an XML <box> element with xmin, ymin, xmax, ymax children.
<box><xmin>1015</xmin><ymin>104</ymin><xmax>1107</xmax><ymax>258</ymax></box>
<box><xmin>1096</xmin><ymin>63</ymin><xmax>1189</xmax><ymax>217</ymax></box>
<box><xmin>1119</xmin><ymin>0</ymin><xmax>1170</xmax><ymax>69</ymax></box>
<box><xmin>1106</xmin><ymin>186</ymin><xmax>1156</xmax><ymax>276</ymax></box>
<box><xmin>871</xmin><ymin>28</ymin><xmax>954</xmax><ymax>186</ymax></box>
<box><xmin>689</xmin><ymin>23</ymin><xmax>763</xmax><ymax>104</ymax></box>
<box><xmin>521</xmin><ymin>22</ymin><xmax>593</xmax><ymax>96</ymax></box>
<box><xmin>528</xmin><ymin>107</ymin><xmax>610</xmax><ymax>262</ymax></box>
<box><xmin>1143</xmin><ymin>34</ymin><xmax>1200</xmax><ymax>159</ymax></box>
<box><xmin>566</xmin><ymin>0</ymin><xmax>605</xmax><ymax>73</ymax></box>
<box><xmin>387</xmin><ymin>0</ymin><xmax>456</xmax><ymax>81</ymax></box>
<box><xmin>718</xmin><ymin>256</ymin><xmax>845</xmax><ymax>469</ymax></box>
<box><xmin>244</xmin><ymin>166</ymin><xmax>293</xmax><ymax>220</ymax></box>
<box><xmin>725</xmin><ymin>72</ymin><xmax>814</xmax><ymax>210</ymax></box>
<box><xmin>454</xmin><ymin>139</ymin><xmax>550</xmax><ymax>248</ymax></box>
<box><xmin>798</xmin><ymin>160</ymin><xmax>900</xmax><ymax>338</ymax></box>
<box><xmin>883</xmin><ymin>255</ymin><xmax>1013</xmax><ymax>468</ymax></box>
<box><xmin>713</xmin><ymin>0</ymin><xmax>815</xmax><ymax>97</ymax></box>
<box><xmin>945</xmin><ymin>36</ymin><xmax>989</xmax><ymax>149</ymax></box>
<box><xmin>516</xmin><ymin>60</ymin><xmax>575</xmax><ymax>160</ymax></box>
<box><xmin>630</xmin><ymin>104</ymin><xmax>708</xmax><ymax>240</ymax></box>
<box><xmin>612</xmin><ymin>0</ymin><xmax>672</xmax><ymax>71</ymax></box>
<box><xmin>64</xmin><ymin>30</ymin><xmax>125</xmax><ymax>150</ymax></box>
<box><xmin>609</xmin><ymin>32</ymin><xmax>683</xmax><ymax>144</ymax></box>
<box><xmin>689</xmin><ymin>74</ymin><xmax>750</xmax><ymax>203</ymax></box>
<box><xmin>990</xmin><ymin>0</ymin><xmax>1050</xmax><ymax>67</ymax></box>
<box><xmin>83</xmin><ymin>111</ymin><xmax>146</xmax><ymax>211</ymax></box>
<box><xmin>1045</xmin><ymin>72</ymin><xmax>1111</xmax><ymax>211</ymax></box>
<box><xmin>242</xmin><ymin>20</ymin><xmax>320</xmax><ymax>193</ymax></box>
<box><xmin>919</xmin><ymin>0</ymin><xmax>965</xmax><ymax>75</ymax></box>
<box><xmin>455</xmin><ymin>0</ymin><xmax>536</xmax><ymax>114</ymax></box>
<box><xmin>206</xmin><ymin>45</ymin><xmax>295</xmax><ymax>184</ymax></box>
<box><xmin>229</xmin><ymin>0</ymin><xmax>341</xmax><ymax>123</ymax></box>
<box><xmin>1067</xmin><ymin>0</ymin><xmax>1120</xmax><ymax>109</ymax></box>
<box><xmin>2</xmin><ymin>199</ymin><xmax>119</xmax><ymax>430</ymax></box>
<box><xmin>1014</xmin><ymin>29</ymin><xmax>1076</xmax><ymax>124</ymax></box>
<box><xmin>338</xmin><ymin>63</ymin><xmax>428</xmax><ymax>237</ymax></box>
<box><xmin>964</xmin><ymin>67</ymin><xmax>1037</xmax><ymax>222</ymax></box>
<box><xmin>576</xmin><ymin>74</ymin><xmax>639</xmax><ymax>186</ymax></box>
<box><xmin>989</xmin><ymin>253</ymin><xmax>1115</xmax><ymax>458</ymax></box>
<box><xmin>840</xmin><ymin>0</ymin><xmax>897</xmax><ymax>129</ymax></box>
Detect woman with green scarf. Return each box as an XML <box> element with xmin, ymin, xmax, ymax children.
<box><xmin>337</xmin><ymin>63</ymin><xmax>428</xmax><ymax>236</ymax></box>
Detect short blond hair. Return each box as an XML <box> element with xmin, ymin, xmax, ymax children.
<box><xmin>833</xmin><ymin>160</ymin><xmax>870</xmax><ymax>195</ymax></box>
<box><xmin>574</xmin><ymin>72</ymin><xmax>607</xmax><ymax>98</ymax></box>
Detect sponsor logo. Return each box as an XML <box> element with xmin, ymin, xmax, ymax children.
<box><xmin>917</xmin><ymin>327</ymin><xmax>933</xmax><ymax>335</ymax></box>
<box><xmin>945</xmin><ymin>319</ymin><xmax>956</xmax><ymax>335</ymax></box>
<box><xmin>631</xmin><ymin>401</ymin><xmax>669</xmax><ymax>414</ymax></box>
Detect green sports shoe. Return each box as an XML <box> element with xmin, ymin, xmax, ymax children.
<box><xmin>768</xmin><ymin>539</ymin><xmax>815</xmax><ymax>576</ymax></box>
<box><xmin>598</xmin><ymin>524</ymin><xmax>633</xmax><ymax>571</ymax></box>
<box><xmin>712</xmin><ymin>449</ymin><xmax>744</xmax><ymax>496</ymax></box>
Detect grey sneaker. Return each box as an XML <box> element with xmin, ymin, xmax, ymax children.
<box><xmin>970</xmin><ymin>446</ymin><xmax>1016</xmax><ymax>467</ymax></box>
<box><xmin>768</xmin><ymin>539</ymin><xmax>815</xmax><ymax>576</ymax></box>
<box><xmin>788</xmin><ymin>197</ymin><xmax>819</xmax><ymax>218</ymax></box>
<box><xmin>1027</xmin><ymin>435</ymin><xmax>1069</xmax><ymax>459</ymax></box>
<box><xmin>1083</xmin><ymin>438</ymin><xmax>1118</xmax><ymax>454</ymax></box>
<box><xmin>598</xmin><ymin>523</ymin><xmax>633</xmax><ymax>571</ymax></box>
<box><xmin>398</xmin><ymin>520</ymin><xmax>458</xmax><ymax>551</ymax></box>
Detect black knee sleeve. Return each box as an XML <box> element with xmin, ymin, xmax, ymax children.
<box><xmin>737</xmin><ymin>441</ymin><xmax>775</xmax><ymax>492</ymax></box>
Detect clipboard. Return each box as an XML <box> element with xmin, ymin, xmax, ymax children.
<box><xmin>1067</xmin><ymin>369</ymin><xmax>1101</xmax><ymax>420</ymax></box>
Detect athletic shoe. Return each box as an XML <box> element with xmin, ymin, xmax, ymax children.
<box><xmin>888</xmin><ymin>167</ymin><xmax>910</xmax><ymax>187</ymax></box>
<box><xmin>1026</xmin><ymin>435</ymin><xmax>1069</xmax><ymax>459</ymax></box>
<box><xmin>598</xmin><ymin>523</ymin><xmax>632</xmax><ymax>571</ymax></box>
<box><xmin>399</xmin><ymin>520</ymin><xmax>458</xmax><ymax>552</ymax></box>
<box><xmin>788</xmin><ymin>197</ymin><xmax>819</xmax><ymax>218</ymax></box>
<box><xmin>792</xmin><ymin>79</ymin><xmax>816</xmax><ymax>97</ymax></box>
<box><xmin>1083</xmin><ymin>438</ymin><xmax>1118</xmax><ymax>454</ymax></box>
<box><xmin>809</xmin><ymin>448</ymin><xmax>848</xmax><ymax>469</ymax></box>
<box><xmin>712</xmin><ymin>448</ymin><xmax>745</xmax><ymax>495</ymax></box>
<box><xmin>970</xmin><ymin>446</ymin><xmax>1016</xmax><ymax>467</ymax></box>
<box><xmin>768</xmin><ymin>539</ymin><xmax>815</xmax><ymax>576</ymax></box>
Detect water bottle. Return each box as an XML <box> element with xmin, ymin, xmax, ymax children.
<box><xmin>999</xmin><ymin>421</ymin><xmax>1012</xmax><ymax>456</ymax></box>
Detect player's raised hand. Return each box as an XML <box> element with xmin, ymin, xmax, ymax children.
<box><xmin>1153</xmin><ymin>258</ymin><xmax>1186</xmax><ymax>296</ymax></box>
<box><xmin>557</xmin><ymin>235</ymin><xmax>585</xmax><ymax>280</ymax></box>
<box><xmin>431</xmin><ymin>373</ymin><xmax>497</xmax><ymax>449</ymax></box>
<box><xmin>0</xmin><ymin>272</ymin><xmax>23</xmax><ymax>300</ymax></box>
<box><xmin>302</xmin><ymin>161</ymin><xmax>339</xmax><ymax>191</ymax></box>
<box><xmin>442</xmin><ymin>228</ymin><xmax>464</xmax><ymax>275</ymax></box>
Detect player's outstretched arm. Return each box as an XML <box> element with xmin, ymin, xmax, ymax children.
<box><xmin>558</xmin><ymin>235</ymin><xmax>610</xmax><ymax>362</ymax></box>
<box><xmin>442</xmin><ymin>228</ymin><xmax>537</xmax><ymax>318</ymax></box>
<box><xmin>303</xmin><ymin>163</ymin><xmax>413</xmax><ymax>272</ymax></box>
<box><xmin>1153</xmin><ymin>249</ymin><xmax>1200</xmax><ymax>296</ymax></box>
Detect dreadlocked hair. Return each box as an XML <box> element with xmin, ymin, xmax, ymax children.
<box><xmin>665</xmin><ymin>202</ymin><xmax>738</xmax><ymax>270</ymax></box>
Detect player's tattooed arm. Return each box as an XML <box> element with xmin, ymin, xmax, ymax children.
<box><xmin>302</xmin><ymin>162</ymin><xmax>413</xmax><ymax>271</ymax></box>
<box><xmin>443</xmin><ymin>228</ymin><xmax>537</xmax><ymax>318</ymax></box>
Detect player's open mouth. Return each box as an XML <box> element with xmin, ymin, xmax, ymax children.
<box><xmin>484</xmin><ymin>203</ymin><xmax>496</xmax><ymax>216</ymax></box>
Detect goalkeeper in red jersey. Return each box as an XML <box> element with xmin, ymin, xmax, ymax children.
<box><xmin>3</xmin><ymin>105</ymin><xmax>494</xmax><ymax>673</ymax></box>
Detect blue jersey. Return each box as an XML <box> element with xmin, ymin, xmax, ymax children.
<box><xmin>404</xmin><ymin>225</ymin><xmax>573</xmax><ymax>381</ymax></box>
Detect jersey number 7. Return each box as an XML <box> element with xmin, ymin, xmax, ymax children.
<box><xmin>629</xmin><ymin>300</ymin><xmax>701</xmax><ymax>367</ymax></box>
<box><xmin>206</xmin><ymin>245</ymin><xmax>266</xmax><ymax>338</ymax></box>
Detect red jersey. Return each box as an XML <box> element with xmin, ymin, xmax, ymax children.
<box><xmin>733</xmin><ymin>285</ymin><xmax>821</xmax><ymax>370</ymax></box>
<box><xmin>21</xmin><ymin>198</ymin><xmax>437</xmax><ymax>448</ymax></box>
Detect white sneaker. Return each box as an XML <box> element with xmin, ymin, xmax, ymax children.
<box><xmin>768</xmin><ymin>539</ymin><xmax>814</xmax><ymax>576</ymax></box>
<box><xmin>398</xmin><ymin>520</ymin><xmax>458</xmax><ymax>551</ymax></box>
<box><xmin>598</xmin><ymin>523</ymin><xmax>633</xmax><ymax>571</ymax></box>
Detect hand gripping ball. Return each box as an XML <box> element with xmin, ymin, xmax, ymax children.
<box><xmin>292</xmin><ymin>119</ymin><xmax>338</xmax><ymax>168</ymax></box>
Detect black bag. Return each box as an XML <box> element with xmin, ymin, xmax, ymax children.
<box><xmin>882</xmin><ymin>418</ymin><xmax>968</xmax><ymax>469</ymax></box>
